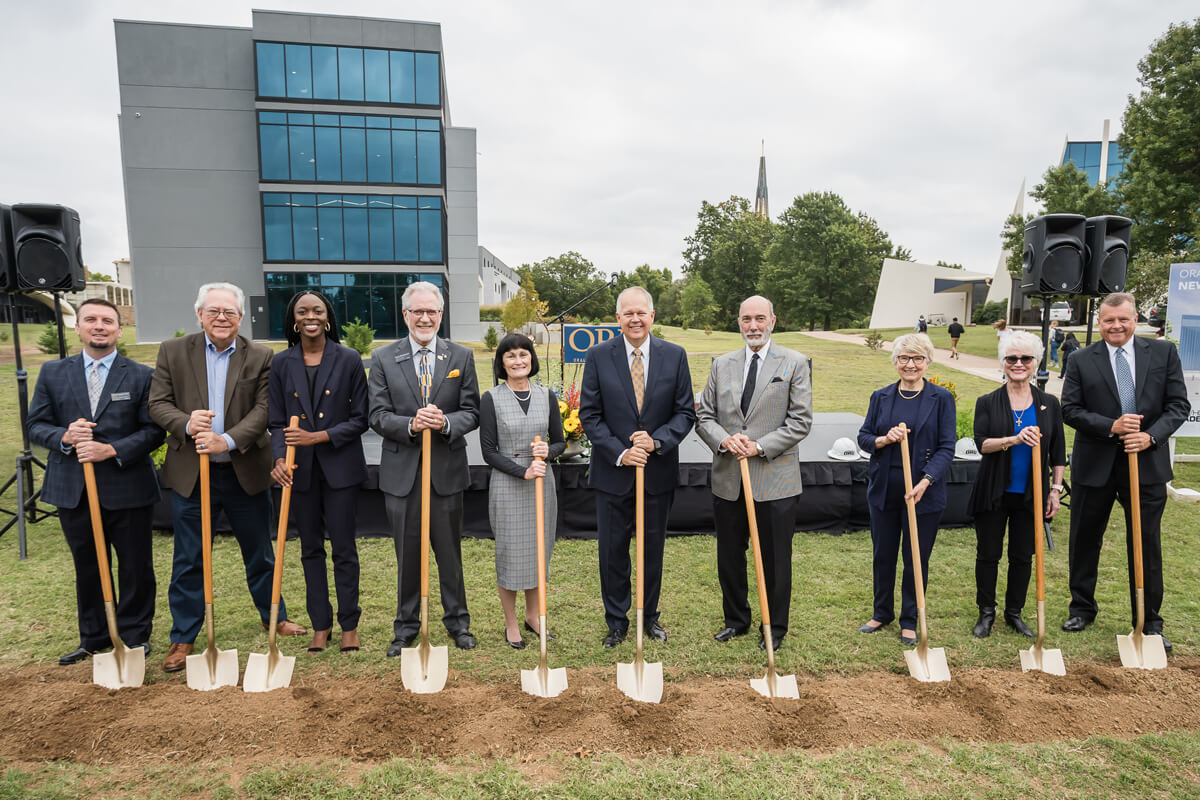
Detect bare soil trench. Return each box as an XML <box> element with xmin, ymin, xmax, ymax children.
<box><xmin>2</xmin><ymin>660</ymin><xmax>1199</xmax><ymax>767</ymax></box>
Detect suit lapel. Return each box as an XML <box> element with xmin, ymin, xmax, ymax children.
<box><xmin>1133</xmin><ymin>337</ymin><xmax>1151</xmax><ymax>407</ymax></box>
<box><xmin>188</xmin><ymin>335</ymin><xmax>210</xmax><ymax>411</ymax></box>
<box><xmin>1093</xmin><ymin>343</ymin><xmax>1120</xmax><ymax>407</ymax></box>
<box><xmin>430</xmin><ymin>337</ymin><xmax>452</xmax><ymax>401</ymax></box>
<box><xmin>746</xmin><ymin>347</ymin><xmax>782</xmax><ymax>418</ymax></box>
<box><xmin>394</xmin><ymin>337</ymin><xmax>424</xmax><ymax>406</ymax></box>
<box><xmin>733</xmin><ymin>349</ymin><xmax>748</xmax><ymax>423</ymax></box>
<box><xmin>286</xmin><ymin>347</ymin><xmax>314</xmax><ymax>422</ymax></box>
<box><xmin>65</xmin><ymin>355</ymin><xmax>89</xmax><ymax>420</ymax></box>
<box><xmin>309</xmin><ymin>338</ymin><xmax>337</xmax><ymax>413</ymax></box>
<box><xmin>92</xmin><ymin>356</ymin><xmax>128</xmax><ymax>420</ymax></box>
<box><xmin>913</xmin><ymin>380</ymin><xmax>937</xmax><ymax>434</ymax></box>
<box><xmin>612</xmin><ymin>338</ymin><xmax>640</xmax><ymax>419</ymax></box>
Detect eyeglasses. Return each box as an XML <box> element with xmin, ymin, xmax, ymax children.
<box><xmin>405</xmin><ymin>308</ymin><xmax>441</xmax><ymax>318</ymax></box>
<box><xmin>202</xmin><ymin>308</ymin><xmax>241</xmax><ymax>319</ymax></box>
<box><xmin>895</xmin><ymin>355</ymin><xmax>926</xmax><ymax>365</ymax></box>
<box><xmin>1003</xmin><ymin>355</ymin><xmax>1037</xmax><ymax>365</ymax></box>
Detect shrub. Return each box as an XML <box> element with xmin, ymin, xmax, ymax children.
<box><xmin>341</xmin><ymin>317</ymin><xmax>375</xmax><ymax>356</ymax></box>
<box><xmin>651</xmin><ymin>325</ymin><xmax>664</xmax><ymax>339</ymax></box>
<box><xmin>174</xmin><ymin>329</ymin><xmax>186</xmax><ymax>338</ymax></box>
<box><xmin>704</xmin><ymin>325</ymin><xmax>713</xmax><ymax>336</ymax></box>
<box><xmin>116</xmin><ymin>341</ymin><xmax>129</xmax><ymax>357</ymax></box>
<box><xmin>483</xmin><ymin>325</ymin><xmax>499</xmax><ymax>350</ymax></box>
<box><xmin>972</xmin><ymin>301</ymin><xmax>1007</xmax><ymax>325</ymax></box>
<box><xmin>37</xmin><ymin>323</ymin><xmax>66</xmax><ymax>355</ymax></box>
<box><xmin>0</xmin><ymin>329</ymin><xmax>9</xmax><ymax>343</ymax></box>
<box><xmin>479</xmin><ymin>304</ymin><xmax>504</xmax><ymax>322</ymax></box>
<box><xmin>863</xmin><ymin>330</ymin><xmax>884</xmax><ymax>350</ymax></box>
<box><xmin>926</xmin><ymin>373</ymin><xmax>958</xmax><ymax>401</ymax></box>
<box><xmin>956</xmin><ymin>407</ymin><xmax>974</xmax><ymax>440</ymax></box>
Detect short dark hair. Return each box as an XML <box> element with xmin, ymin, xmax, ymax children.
<box><xmin>951</xmin><ymin>317</ymin><xmax>958</xmax><ymax>322</ymax></box>
<box><xmin>77</xmin><ymin>297</ymin><xmax>121</xmax><ymax>325</ymax></box>
<box><xmin>493</xmin><ymin>333</ymin><xmax>539</xmax><ymax>383</ymax></box>
<box><xmin>283</xmin><ymin>290</ymin><xmax>341</xmax><ymax>347</ymax></box>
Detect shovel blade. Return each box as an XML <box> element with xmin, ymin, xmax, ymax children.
<box><xmin>400</xmin><ymin>643</ymin><xmax>448</xmax><ymax>694</ymax></box>
<box><xmin>616</xmin><ymin>659</ymin><xmax>663</xmax><ymax>704</ymax></box>
<box><xmin>750</xmin><ymin>671</ymin><xmax>799</xmax><ymax>699</ymax></box>
<box><xmin>243</xmin><ymin>650</ymin><xmax>296</xmax><ymax>693</ymax></box>
<box><xmin>92</xmin><ymin>646</ymin><xmax>145</xmax><ymax>690</ymax></box>
<box><xmin>904</xmin><ymin>646</ymin><xmax>951</xmax><ymax>683</ymax></box>
<box><xmin>1020</xmin><ymin>645</ymin><xmax>1066</xmax><ymax>676</ymax></box>
<box><xmin>1117</xmin><ymin>632</ymin><xmax>1168</xmax><ymax>670</ymax></box>
<box><xmin>520</xmin><ymin>665</ymin><xmax>569</xmax><ymax>698</ymax></box>
<box><xmin>185</xmin><ymin>647</ymin><xmax>240</xmax><ymax>691</ymax></box>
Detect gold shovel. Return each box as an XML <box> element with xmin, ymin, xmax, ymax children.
<box><xmin>401</xmin><ymin>428</ymin><xmax>449</xmax><ymax>693</ymax></box>
<box><xmin>1117</xmin><ymin>451</ymin><xmax>1168</xmax><ymax>670</ymax></box>
<box><xmin>617</xmin><ymin>465</ymin><xmax>663</xmax><ymax>703</ymax></box>
<box><xmin>244</xmin><ymin>415</ymin><xmax>299</xmax><ymax>693</ymax></box>
<box><xmin>741</xmin><ymin>459</ymin><xmax>799</xmax><ymax>699</ymax></box>
<box><xmin>898</xmin><ymin>423</ymin><xmax>951</xmax><ymax>683</ymax></box>
<box><xmin>521</xmin><ymin>436</ymin><xmax>568</xmax><ymax>698</ymax></box>
<box><xmin>81</xmin><ymin>460</ymin><xmax>145</xmax><ymax>689</ymax></box>
<box><xmin>1020</xmin><ymin>440</ymin><xmax>1066</xmax><ymax>675</ymax></box>
<box><xmin>186</xmin><ymin>452</ymin><xmax>240</xmax><ymax>690</ymax></box>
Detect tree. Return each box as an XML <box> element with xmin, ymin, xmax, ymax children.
<box><xmin>1117</xmin><ymin>19</ymin><xmax>1200</xmax><ymax>257</ymax></box>
<box><xmin>759</xmin><ymin>192</ymin><xmax>901</xmax><ymax>331</ymax></box>
<box><xmin>502</xmin><ymin>272</ymin><xmax>548</xmax><ymax>333</ymax></box>
<box><xmin>656</xmin><ymin>278</ymin><xmax>686</xmax><ymax>326</ymax></box>
<box><xmin>936</xmin><ymin>260</ymin><xmax>964</xmax><ymax>270</ymax></box>
<box><xmin>680</xmin><ymin>276</ymin><xmax>718</xmax><ymax>328</ymax></box>
<box><xmin>519</xmin><ymin>251</ymin><xmax>612</xmax><ymax>322</ymax></box>
<box><xmin>87</xmin><ymin>271</ymin><xmax>114</xmax><ymax>282</ymax></box>
<box><xmin>614</xmin><ymin>264</ymin><xmax>672</xmax><ymax>306</ymax></box>
<box><xmin>682</xmin><ymin>196</ymin><xmax>774</xmax><ymax>329</ymax></box>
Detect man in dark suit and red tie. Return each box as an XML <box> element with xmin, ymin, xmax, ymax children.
<box><xmin>27</xmin><ymin>298</ymin><xmax>165</xmax><ymax>666</ymax></box>
<box><xmin>1060</xmin><ymin>292</ymin><xmax>1190</xmax><ymax>651</ymax></box>
<box><xmin>580</xmin><ymin>286</ymin><xmax>696</xmax><ymax>647</ymax></box>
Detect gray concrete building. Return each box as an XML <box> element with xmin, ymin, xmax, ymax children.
<box><xmin>115</xmin><ymin>10</ymin><xmax>482</xmax><ymax>342</ymax></box>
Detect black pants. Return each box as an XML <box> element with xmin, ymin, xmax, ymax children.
<box><xmin>595</xmin><ymin>487</ymin><xmax>672</xmax><ymax>633</ymax></box>
<box><xmin>869</xmin><ymin>487</ymin><xmax>940</xmax><ymax>631</ymax></box>
<box><xmin>291</xmin><ymin>459</ymin><xmax>361</xmax><ymax>632</ymax></box>
<box><xmin>974</xmin><ymin>492</ymin><xmax>1034</xmax><ymax>613</ymax></box>
<box><xmin>713</xmin><ymin>492</ymin><xmax>796</xmax><ymax>640</ymax></box>
<box><xmin>1069</xmin><ymin>462</ymin><xmax>1167</xmax><ymax>631</ymax></box>
<box><xmin>384</xmin><ymin>489</ymin><xmax>470</xmax><ymax>642</ymax></box>
<box><xmin>59</xmin><ymin>500</ymin><xmax>155</xmax><ymax>650</ymax></box>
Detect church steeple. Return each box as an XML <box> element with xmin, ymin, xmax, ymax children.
<box><xmin>754</xmin><ymin>140</ymin><xmax>769</xmax><ymax>219</ymax></box>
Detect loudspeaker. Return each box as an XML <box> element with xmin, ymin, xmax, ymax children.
<box><xmin>11</xmin><ymin>204</ymin><xmax>85</xmax><ymax>292</ymax></box>
<box><xmin>1083</xmin><ymin>215</ymin><xmax>1132</xmax><ymax>295</ymax></box>
<box><xmin>1022</xmin><ymin>214</ymin><xmax>1086</xmax><ymax>295</ymax></box>
<box><xmin>0</xmin><ymin>205</ymin><xmax>14</xmax><ymax>293</ymax></box>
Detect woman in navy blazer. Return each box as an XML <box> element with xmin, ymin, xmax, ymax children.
<box><xmin>268</xmin><ymin>291</ymin><xmax>369</xmax><ymax>654</ymax></box>
<box><xmin>855</xmin><ymin>333</ymin><xmax>956</xmax><ymax>646</ymax></box>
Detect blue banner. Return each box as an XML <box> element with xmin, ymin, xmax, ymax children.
<box><xmin>563</xmin><ymin>324</ymin><xmax>621</xmax><ymax>363</ymax></box>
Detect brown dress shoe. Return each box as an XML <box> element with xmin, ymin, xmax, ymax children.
<box><xmin>163</xmin><ymin>642</ymin><xmax>193</xmax><ymax>673</ymax></box>
<box><xmin>264</xmin><ymin>619</ymin><xmax>308</xmax><ymax>637</ymax></box>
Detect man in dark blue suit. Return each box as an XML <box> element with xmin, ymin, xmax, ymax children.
<box><xmin>580</xmin><ymin>287</ymin><xmax>695</xmax><ymax>647</ymax></box>
<box><xmin>28</xmin><ymin>298</ymin><xmax>165</xmax><ymax>666</ymax></box>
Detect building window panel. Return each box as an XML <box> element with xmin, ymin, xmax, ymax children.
<box><xmin>416</xmin><ymin>130</ymin><xmax>440</xmax><ymax>184</ymax></box>
<box><xmin>288</xmin><ymin>125</ymin><xmax>315</xmax><ymax>181</ymax></box>
<box><xmin>389</xmin><ymin>51</ymin><xmax>415</xmax><ymax>103</ymax></box>
<box><xmin>267</xmin><ymin>287</ymin><xmax>293</xmax><ymax>339</ymax></box>
<box><xmin>418</xmin><ymin>208</ymin><xmax>442</xmax><ymax>262</ymax></box>
<box><xmin>314</xmin><ymin>126</ymin><xmax>342</xmax><ymax>181</ymax></box>
<box><xmin>284</xmin><ymin>44</ymin><xmax>312</xmax><ymax>98</ymax></box>
<box><xmin>345</xmin><ymin>287</ymin><xmax>371</xmax><ymax>327</ymax></box>
<box><xmin>343</xmin><ymin>207</ymin><xmax>369</xmax><ymax>261</ymax></box>
<box><xmin>414</xmin><ymin>52</ymin><xmax>440</xmax><ymax>105</ymax></box>
<box><xmin>369</xmin><ymin>208</ymin><xmax>394</xmax><ymax>261</ymax></box>
<box><xmin>392</xmin><ymin>130</ymin><xmax>417</xmax><ymax>183</ymax></box>
<box><xmin>263</xmin><ymin>206</ymin><xmax>293</xmax><ymax>260</ymax></box>
<box><xmin>340</xmin><ymin>128</ymin><xmax>367</xmax><ymax>183</ymax></box>
<box><xmin>366</xmin><ymin>128</ymin><xmax>392</xmax><ymax>183</ymax></box>
<box><xmin>371</xmin><ymin>287</ymin><xmax>398</xmax><ymax>338</ymax></box>
<box><xmin>364</xmin><ymin>49</ymin><xmax>390</xmax><ymax>102</ymax></box>
<box><xmin>292</xmin><ymin>207</ymin><xmax>319</xmax><ymax>261</ymax></box>
<box><xmin>394</xmin><ymin>208</ymin><xmax>419</xmax><ymax>261</ymax></box>
<box><xmin>317</xmin><ymin>207</ymin><xmax>344</xmax><ymax>260</ymax></box>
<box><xmin>338</xmin><ymin>47</ymin><xmax>364</xmax><ymax>101</ymax></box>
<box><xmin>263</xmin><ymin>193</ymin><xmax>444</xmax><ymax>265</ymax></box>
<box><xmin>312</xmin><ymin>45</ymin><xmax>339</xmax><ymax>100</ymax></box>
<box><xmin>259</xmin><ymin>124</ymin><xmax>290</xmax><ymax>180</ymax></box>
<box><xmin>256</xmin><ymin>43</ymin><xmax>286</xmax><ymax>97</ymax></box>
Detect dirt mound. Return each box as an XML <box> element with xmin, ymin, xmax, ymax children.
<box><xmin>2</xmin><ymin>660</ymin><xmax>1199</xmax><ymax>766</ymax></box>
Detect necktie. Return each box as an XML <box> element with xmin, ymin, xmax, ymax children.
<box><xmin>1115</xmin><ymin>347</ymin><xmax>1136</xmax><ymax>415</ymax></box>
<box><xmin>418</xmin><ymin>347</ymin><xmax>432</xmax><ymax>405</ymax></box>
<box><xmin>631</xmin><ymin>348</ymin><xmax>645</xmax><ymax>412</ymax></box>
<box><xmin>87</xmin><ymin>362</ymin><xmax>104</xmax><ymax>417</ymax></box>
<box><xmin>741</xmin><ymin>352</ymin><xmax>759</xmax><ymax>416</ymax></box>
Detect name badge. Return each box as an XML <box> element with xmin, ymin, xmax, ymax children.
<box><xmin>110</xmin><ymin>392</ymin><xmax>132</xmax><ymax>401</ymax></box>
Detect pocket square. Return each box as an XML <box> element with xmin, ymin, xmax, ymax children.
<box><xmin>770</xmin><ymin>376</ymin><xmax>784</xmax><ymax>383</ymax></box>
<box><xmin>447</xmin><ymin>368</ymin><xmax>460</xmax><ymax>379</ymax></box>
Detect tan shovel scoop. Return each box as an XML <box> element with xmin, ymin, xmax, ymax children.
<box><xmin>521</xmin><ymin>436</ymin><xmax>568</xmax><ymax>698</ymax></box>
<box><xmin>898</xmin><ymin>424</ymin><xmax>951</xmax><ymax>683</ymax></box>
<box><xmin>244</xmin><ymin>416</ymin><xmax>299</xmax><ymax>692</ymax></box>
<box><xmin>81</xmin><ymin>460</ymin><xmax>145</xmax><ymax>689</ymax></box>
<box><xmin>186</xmin><ymin>452</ymin><xmax>240</xmax><ymax>690</ymax></box>
<box><xmin>617</xmin><ymin>465</ymin><xmax>663</xmax><ymax>703</ymax></box>
<box><xmin>1117</xmin><ymin>452</ymin><xmax>1168</xmax><ymax>670</ymax></box>
<box><xmin>740</xmin><ymin>459</ymin><xmax>799</xmax><ymax>699</ymax></box>
<box><xmin>401</xmin><ymin>428</ymin><xmax>449</xmax><ymax>693</ymax></box>
<box><xmin>1020</xmin><ymin>440</ymin><xmax>1066</xmax><ymax>676</ymax></box>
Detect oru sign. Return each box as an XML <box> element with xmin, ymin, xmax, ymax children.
<box><xmin>563</xmin><ymin>324</ymin><xmax>621</xmax><ymax>364</ymax></box>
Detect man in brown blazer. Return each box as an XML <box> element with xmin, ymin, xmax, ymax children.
<box><xmin>149</xmin><ymin>282</ymin><xmax>305</xmax><ymax>673</ymax></box>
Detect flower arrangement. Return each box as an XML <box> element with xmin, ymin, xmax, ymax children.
<box><xmin>559</xmin><ymin>382</ymin><xmax>584</xmax><ymax>442</ymax></box>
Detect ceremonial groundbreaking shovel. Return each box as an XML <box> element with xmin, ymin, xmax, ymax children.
<box><xmin>521</xmin><ymin>436</ymin><xmax>568</xmax><ymax>698</ymax></box>
<box><xmin>1117</xmin><ymin>451</ymin><xmax>1168</xmax><ymax>670</ymax></box>
<box><xmin>244</xmin><ymin>416</ymin><xmax>299</xmax><ymax>693</ymax></box>
<box><xmin>740</xmin><ymin>459</ymin><xmax>798</xmax><ymax>700</ymax></box>
<box><xmin>81</xmin><ymin>460</ymin><xmax>145</xmax><ymax>689</ymax></box>
<box><xmin>898</xmin><ymin>424</ymin><xmax>951</xmax><ymax>683</ymax></box>
<box><xmin>186</xmin><ymin>452</ymin><xmax>240</xmax><ymax>691</ymax></box>
<box><xmin>617</xmin><ymin>465</ymin><xmax>663</xmax><ymax>703</ymax></box>
<box><xmin>401</xmin><ymin>428</ymin><xmax>449</xmax><ymax>693</ymax></box>
<box><xmin>1019</xmin><ymin>440</ymin><xmax>1066</xmax><ymax>676</ymax></box>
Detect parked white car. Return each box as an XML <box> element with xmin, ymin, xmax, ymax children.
<box><xmin>1049</xmin><ymin>302</ymin><xmax>1072</xmax><ymax>323</ymax></box>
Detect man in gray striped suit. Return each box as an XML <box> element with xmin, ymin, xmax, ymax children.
<box><xmin>696</xmin><ymin>296</ymin><xmax>812</xmax><ymax>651</ymax></box>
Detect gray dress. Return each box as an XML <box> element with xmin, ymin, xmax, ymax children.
<box><xmin>487</xmin><ymin>384</ymin><xmax>558</xmax><ymax>590</ymax></box>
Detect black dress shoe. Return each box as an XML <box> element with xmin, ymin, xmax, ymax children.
<box><xmin>1004</xmin><ymin>611</ymin><xmax>1034</xmax><ymax>638</ymax></box>
<box><xmin>452</xmin><ymin>631</ymin><xmax>477</xmax><ymax>650</ymax></box>
<box><xmin>858</xmin><ymin>620</ymin><xmax>889</xmax><ymax>634</ymax></box>
<box><xmin>58</xmin><ymin>647</ymin><xmax>92</xmax><ymax>666</ymax></box>
<box><xmin>647</xmin><ymin>622</ymin><xmax>667</xmax><ymax>642</ymax></box>
<box><xmin>1146</xmin><ymin>631</ymin><xmax>1173</xmax><ymax>653</ymax></box>
<box><xmin>758</xmin><ymin>632</ymin><xmax>784</xmax><ymax>652</ymax></box>
<box><xmin>973</xmin><ymin>607</ymin><xmax>996</xmax><ymax>639</ymax></box>
<box><xmin>129</xmin><ymin>642</ymin><xmax>152</xmax><ymax>657</ymax></box>
<box><xmin>506</xmin><ymin>636</ymin><xmax>526</xmax><ymax>650</ymax></box>
<box><xmin>524</xmin><ymin>621</ymin><xmax>557</xmax><ymax>641</ymax></box>
<box><xmin>714</xmin><ymin>626</ymin><xmax>748</xmax><ymax>642</ymax></box>
<box><xmin>603</xmin><ymin>629</ymin><xmax>626</xmax><ymax>648</ymax></box>
<box><xmin>1062</xmin><ymin>616</ymin><xmax>1090</xmax><ymax>632</ymax></box>
<box><xmin>386</xmin><ymin>635</ymin><xmax>416</xmax><ymax>657</ymax></box>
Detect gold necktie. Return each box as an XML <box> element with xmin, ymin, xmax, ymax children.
<box><xmin>631</xmin><ymin>348</ymin><xmax>645</xmax><ymax>412</ymax></box>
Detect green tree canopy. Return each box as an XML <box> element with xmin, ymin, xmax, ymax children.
<box><xmin>680</xmin><ymin>276</ymin><xmax>718</xmax><ymax>328</ymax></box>
<box><xmin>518</xmin><ymin>251</ymin><xmax>613</xmax><ymax>322</ymax></box>
<box><xmin>656</xmin><ymin>278</ymin><xmax>686</xmax><ymax>326</ymax></box>
<box><xmin>681</xmin><ymin>196</ymin><xmax>774</xmax><ymax>329</ymax></box>
<box><xmin>614</xmin><ymin>264</ymin><xmax>673</xmax><ymax>306</ymax></box>
<box><xmin>502</xmin><ymin>272</ymin><xmax>548</xmax><ymax>333</ymax></box>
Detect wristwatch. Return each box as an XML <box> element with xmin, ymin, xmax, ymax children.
<box><xmin>1149</xmin><ymin>434</ymin><xmax>1158</xmax><ymax>449</ymax></box>
<box><xmin>1050</xmin><ymin>484</ymin><xmax>1064</xmax><ymax>493</ymax></box>
<box><xmin>653</xmin><ymin>438</ymin><xmax>663</xmax><ymax>452</ymax></box>
<box><xmin>922</xmin><ymin>472</ymin><xmax>936</xmax><ymax>485</ymax></box>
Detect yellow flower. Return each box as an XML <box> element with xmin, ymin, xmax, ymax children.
<box><xmin>563</xmin><ymin>417</ymin><xmax>580</xmax><ymax>433</ymax></box>
<box><xmin>559</xmin><ymin>401</ymin><xmax>569</xmax><ymax>414</ymax></box>
<box><xmin>569</xmin><ymin>409</ymin><xmax>580</xmax><ymax>420</ymax></box>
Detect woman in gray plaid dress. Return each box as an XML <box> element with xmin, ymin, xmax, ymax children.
<box><xmin>480</xmin><ymin>334</ymin><xmax>565</xmax><ymax>649</ymax></box>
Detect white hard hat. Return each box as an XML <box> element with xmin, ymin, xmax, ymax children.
<box><xmin>955</xmin><ymin>437</ymin><xmax>982</xmax><ymax>461</ymax></box>
<box><xmin>827</xmin><ymin>437</ymin><xmax>860</xmax><ymax>461</ymax></box>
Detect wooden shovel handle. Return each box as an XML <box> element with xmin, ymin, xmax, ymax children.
<box><xmin>1031</xmin><ymin>440</ymin><xmax>1045</xmax><ymax>603</ymax></box>
<box><xmin>200</xmin><ymin>451</ymin><xmax>213</xmax><ymax>605</ymax></box>
<box><xmin>270</xmin><ymin>416</ymin><xmax>300</xmax><ymax>603</ymax></box>
<box><xmin>420</xmin><ymin>428</ymin><xmax>431</xmax><ymax>599</ymax></box>
<box><xmin>533</xmin><ymin>436</ymin><xmax>547</xmax><ymax>618</ymax></box>
<box><xmin>897</xmin><ymin>423</ymin><xmax>926</xmax><ymax>610</ymax></box>
<box><xmin>81</xmin><ymin>461</ymin><xmax>114</xmax><ymax>605</ymax></box>
<box><xmin>1128</xmin><ymin>451</ymin><xmax>1143</xmax><ymax>590</ymax></box>
<box><xmin>740</xmin><ymin>459</ymin><xmax>772</xmax><ymax>632</ymax></box>
<box><xmin>635</xmin><ymin>465</ymin><xmax>645</xmax><ymax>610</ymax></box>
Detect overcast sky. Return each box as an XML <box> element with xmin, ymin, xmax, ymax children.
<box><xmin>1</xmin><ymin>1</ymin><xmax>1194</xmax><ymax>280</ymax></box>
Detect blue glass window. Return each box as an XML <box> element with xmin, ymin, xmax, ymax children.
<box><xmin>259</xmin><ymin>124</ymin><xmax>289</xmax><ymax>180</ymax></box>
<box><xmin>340</xmin><ymin>128</ymin><xmax>366</xmax><ymax>182</ymax></box>
<box><xmin>312</xmin><ymin>46</ymin><xmax>339</xmax><ymax>100</ymax></box>
<box><xmin>369</xmin><ymin>207</ymin><xmax>394</xmax><ymax>261</ymax></box>
<box><xmin>284</xmin><ymin>44</ymin><xmax>312</xmax><ymax>98</ymax></box>
<box><xmin>263</xmin><ymin>206</ymin><xmax>292</xmax><ymax>260</ymax></box>
<box><xmin>364</xmin><ymin>49</ymin><xmax>390</xmax><ymax>103</ymax></box>
<box><xmin>314</xmin><ymin>127</ymin><xmax>341</xmax><ymax>181</ymax></box>
<box><xmin>366</xmin><ymin>129</ymin><xmax>392</xmax><ymax>183</ymax></box>
<box><xmin>318</xmin><ymin>201</ymin><xmax>344</xmax><ymax>261</ymax></box>
<box><xmin>260</xmin><ymin>112</ymin><xmax>439</xmax><ymax>184</ymax></box>
<box><xmin>392</xmin><ymin>130</ymin><xmax>417</xmax><ymax>183</ymax></box>
<box><xmin>1083</xmin><ymin>142</ymin><xmax>1101</xmax><ymax>167</ymax></box>
<box><xmin>394</xmin><ymin>202</ymin><xmax>418</xmax><ymax>261</ymax></box>
<box><xmin>417</xmin><ymin>131</ymin><xmax>440</xmax><ymax>183</ymax></box>
<box><xmin>292</xmin><ymin>207</ymin><xmax>319</xmax><ymax>261</ymax></box>
<box><xmin>415</xmin><ymin>52</ymin><xmax>440</xmax><ymax>105</ymax></box>
<box><xmin>256</xmin><ymin>43</ymin><xmax>285</xmax><ymax>97</ymax></box>
<box><xmin>418</xmin><ymin>207</ymin><xmax>442</xmax><ymax>262</ymax></box>
<box><xmin>263</xmin><ymin>193</ymin><xmax>444</xmax><ymax>263</ymax></box>
<box><xmin>389</xmin><ymin>51</ymin><xmax>415</xmax><ymax>103</ymax></box>
<box><xmin>338</xmin><ymin>47</ymin><xmax>364</xmax><ymax>101</ymax></box>
<box><xmin>256</xmin><ymin>42</ymin><xmax>442</xmax><ymax>106</ymax></box>
<box><xmin>343</xmin><ymin>196</ymin><xmax>369</xmax><ymax>261</ymax></box>
<box><xmin>288</xmin><ymin>125</ymin><xmax>315</xmax><ymax>181</ymax></box>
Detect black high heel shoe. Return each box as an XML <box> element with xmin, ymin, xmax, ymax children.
<box><xmin>506</xmin><ymin>634</ymin><xmax>526</xmax><ymax>650</ymax></box>
<box><xmin>524</xmin><ymin>621</ymin><xmax>557</xmax><ymax>641</ymax></box>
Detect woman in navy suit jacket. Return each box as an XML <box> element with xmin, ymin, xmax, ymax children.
<box><xmin>269</xmin><ymin>291</ymin><xmax>369</xmax><ymax>654</ymax></box>
<box><xmin>855</xmin><ymin>333</ymin><xmax>956</xmax><ymax>646</ymax></box>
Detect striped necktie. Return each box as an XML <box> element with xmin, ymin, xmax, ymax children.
<box><xmin>87</xmin><ymin>361</ymin><xmax>104</xmax><ymax>417</ymax></box>
<box><xmin>631</xmin><ymin>348</ymin><xmax>645</xmax><ymax>412</ymax></box>
<box><xmin>1115</xmin><ymin>347</ymin><xmax>1136</xmax><ymax>415</ymax></box>
<box><xmin>418</xmin><ymin>347</ymin><xmax>432</xmax><ymax>405</ymax></box>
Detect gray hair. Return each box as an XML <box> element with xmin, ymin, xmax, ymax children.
<box><xmin>402</xmin><ymin>281</ymin><xmax>445</xmax><ymax>311</ymax></box>
<box><xmin>1100</xmin><ymin>291</ymin><xmax>1137</xmax><ymax>310</ymax></box>
<box><xmin>194</xmin><ymin>282</ymin><xmax>246</xmax><ymax>315</ymax></box>
<box><xmin>616</xmin><ymin>286</ymin><xmax>654</xmax><ymax>315</ymax></box>
<box><xmin>1002</xmin><ymin>330</ymin><xmax>1044</xmax><ymax>360</ymax></box>
<box><xmin>890</xmin><ymin>333</ymin><xmax>935</xmax><ymax>365</ymax></box>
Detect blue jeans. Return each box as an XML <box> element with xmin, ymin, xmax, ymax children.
<box><xmin>168</xmin><ymin>462</ymin><xmax>286</xmax><ymax>644</ymax></box>
<box><xmin>1050</xmin><ymin>339</ymin><xmax>1060</xmax><ymax>365</ymax></box>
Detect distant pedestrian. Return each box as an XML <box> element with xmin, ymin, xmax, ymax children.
<box><xmin>1059</xmin><ymin>331</ymin><xmax>1080</xmax><ymax>378</ymax></box>
<box><xmin>1155</xmin><ymin>327</ymin><xmax>1166</xmax><ymax>340</ymax></box>
<box><xmin>994</xmin><ymin>318</ymin><xmax>1012</xmax><ymax>364</ymax></box>
<box><xmin>948</xmin><ymin>317</ymin><xmax>964</xmax><ymax>360</ymax></box>
<box><xmin>917</xmin><ymin>315</ymin><xmax>928</xmax><ymax>334</ymax></box>
<box><xmin>1050</xmin><ymin>321</ymin><xmax>1064</xmax><ymax>366</ymax></box>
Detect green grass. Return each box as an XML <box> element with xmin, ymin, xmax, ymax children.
<box><xmin>835</xmin><ymin>325</ymin><xmax>1008</xmax><ymax>360</ymax></box>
